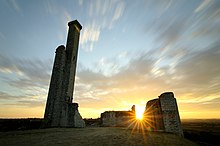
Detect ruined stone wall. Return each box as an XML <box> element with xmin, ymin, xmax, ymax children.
<box><xmin>144</xmin><ymin>92</ymin><xmax>183</xmax><ymax>136</ymax></box>
<box><xmin>101</xmin><ymin>111</ymin><xmax>134</xmax><ymax>127</ymax></box>
<box><xmin>145</xmin><ymin>99</ymin><xmax>164</xmax><ymax>131</ymax></box>
<box><xmin>101</xmin><ymin>111</ymin><xmax>116</xmax><ymax>126</ymax></box>
<box><xmin>159</xmin><ymin>92</ymin><xmax>183</xmax><ymax>136</ymax></box>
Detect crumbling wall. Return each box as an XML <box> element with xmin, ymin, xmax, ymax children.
<box><xmin>101</xmin><ymin>111</ymin><xmax>134</xmax><ymax>127</ymax></box>
<box><xmin>159</xmin><ymin>92</ymin><xmax>183</xmax><ymax>136</ymax></box>
<box><xmin>144</xmin><ymin>92</ymin><xmax>183</xmax><ymax>136</ymax></box>
<box><xmin>145</xmin><ymin>99</ymin><xmax>164</xmax><ymax>131</ymax></box>
<box><xmin>101</xmin><ymin>111</ymin><xmax>116</xmax><ymax>126</ymax></box>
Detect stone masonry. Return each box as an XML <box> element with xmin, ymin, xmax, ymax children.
<box><xmin>145</xmin><ymin>92</ymin><xmax>183</xmax><ymax>136</ymax></box>
<box><xmin>101</xmin><ymin>92</ymin><xmax>183</xmax><ymax>137</ymax></box>
<box><xmin>159</xmin><ymin>92</ymin><xmax>183</xmax><ymax>136</ymax></box>
<box><xmin>101</xmin><ymin>105</ymin><xmax>135</xmax><ymax>127</ymax></box>
<box><xmin>44</xmin><ymin>20</ymin><xmax>85</xmax><ymax>128</ymax></box>
<box><xmin>145</xmin><ymin>99</ymin><xmax>164</xmax><ymax>131</ymax></box>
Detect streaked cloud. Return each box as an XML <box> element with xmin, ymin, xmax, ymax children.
<box><xmin>44</xmin><ymin>0</ymin><xmax>56</xmax><ymax>14</ymax></box>
<box><xmin>8</xmin><ymin>0</ymin><xmax>21</xmax><ymax>12</ymax></box>
<box><xmin>0</xmin><ymin>0</ymin><xmax>220</xmax><ymax>119</ymax></box>
<box><xmin>88</xmin><ymin>0</ymin><xmax>116</xmax><ymax>17</ymax></box>
<box><xmin>63</xmin><ymin>10</ymin><xmax>72</xmax><ymax>33</ymax></box>
<box><xmin>80</xmin><ymin>23</ymin><xmax>100</xmax><ymax>52</ymax></box>
<box><xmin>112</xmin><ymin>1</ymin><xmax>125</xmax><ymax>22</ymax></box>
<box><xmin>0</xmin><ymin>54</ymin><xmax>50</xmax><ymax>113</ymax></box>
<box><xmin>0</xmin><ymin>91</ymin><xmax>46</xmax><ymax>108</ymax></box>
<box><xmin>0</xmin><ymin>32</ymin><xmax>6</xmax><ymax>40</ymax></box>
<box><xmin>74</xmin><ymin>44</ymin><xmax>220</xmax><ymax>117</ymax></box>
<box><xmin>79</xmin><ymin>0</ymin><xmax>126</xmax><ymax>52</ymax></box>
<box><xmin>0</xmin><ymin>91</ymin><xmax>22</xmax><ymax>100</ymax></box>
<box><xmin>0</xmin><ymin>55</ymin><xmax>51</xmax><ymax>82</ymax></box>
<box><xmin>195</xmin><ymin>0</ymin><xmax>212</xmax><ymax>13</ymax></box>
<box><xmin>0</xmin><ymin>54</ymin><xmax>51</xmax><ymax>99</ymax></box>
<box><xmin>118</xmin><ymin>51</ymin><xmax>128</xmax><ymax>59</ymax></box>
<box><xmin>79</xmin><ymin>0</ymin><xmax>83</xmax><ymax>6</ymax></box>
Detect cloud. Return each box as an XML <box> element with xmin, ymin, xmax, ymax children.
<box><xmin>94</xmin><ymin>57</ymin><xmax>121</xmax><ymax>76</ymax></box>
<box><xmin>195</xmin><ymin>0</ymin><xmax>212</xmax><ymax>13</ymax></box>
<box><xmin>0</xmin><ymin>32</ymin><xmax>6</xmax><ymax>40</ymax></box>
<box><xmin>118</xmin><ymin>51</ymin><xmax>128</xmax><ymax>59</ymax></box>
<box><xmin>62</xmin><ymin>10</ymin><xmax>72</xmax><ymax>34</ymax></box>
<box><xmin>79</xmin><ymin>0</ymin><xmax>83</xmax><ymax>6</ymax></box>
<box><xmin>8</xmin><ymin>0</ymin><xmax>21</xmax><ymax>12</ymax></box>
<box><xmin>63</xmin><ymin>10</ymin><xmax>72</xmax><ymax>24</ymax></box>
<box><xmin>74</xmin><ymin>44</ymin><xmax>220</xmax><ymax>115</ymax></box>
<box><xmin>112</xmin><ymin>1</ymin><xmax>125</xmax><ymax>21</ymax></box>
<box><xmin>0</xmin><ymin>91</ymin><xmax>22</xmax><ymax>100</ymax></box>
<box><xmin>43</xmin><ymin>1</ymin><xmax>73</xmax><ymax>35</ymax></box>
<box><xmin>0</xmin><ymin>91</ymin><xmax>46</xmax><ymax>108</ymax></box>
<box><xmin>77</xmin><ymin>0</ymin><xmax>127</xmax><ymax>52</ymax></box>
<box><xmin>80</xmin><ymin>23</ymin><xmax>100</xmax><ymax>52</ymax></box>
<box><xmin>173</xmin><ymin>44</ymin><xmax>220</xmax><ymax>97</ymax></box>
<box><xmin>80</xmin><ymin>23</ymin><xmax>100</xmax><ymax>44</ymax></box>
<box><xmin>1</xmin><ymin>58</ymin><xmax>51</xmax><ymax>85</ymax></box>
<box><xmin>75</xmin><ymin>52</ymin><xmax>156</xmax><ymax>104</ymax></box>
<box><xmin>180</xmin><ymin>97</ymin><xmax>220</xmax><ymax>112</ymax></box>
<box><xmin>44</xmin><ymin>0</ymin><xmax>56</xmax><ymax>14</ymax></box>
<box><xmin>17</xmin><ymin>100</ymin><xmax>45</xmax><ymax>107</ymax></box>
<box><xmin>0</xmin><ymin>54</ymin><xmax>51</xmax><ymax>97</ymax></box>
<box><xmin>1</xmin><ymin>0</ymin><xmax>220</xmax><ymax>118</ymax></box>
<box><xmin>0</xmin><ymin>54</ymin><xmax>22</xmax><ymax>74</ymax></box>
<box><xmin>88</xmin><ymin>0</ymin><xmax>116</xmax><ymax>17</ymax></box>
<box><xmin>156</xmin><ymin>20</ymin><xmax>185</xmax><ymax>47</ymax></box>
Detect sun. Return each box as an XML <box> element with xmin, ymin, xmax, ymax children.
<box><xmin>135</xmin><ymin>106</ymin><xmax>145</xmax><ymax>120</ymax></box>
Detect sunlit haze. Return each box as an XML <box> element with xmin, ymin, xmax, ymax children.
<box><xmin>0</xmin><ymin>0</ymin><xmax>220</xmax><ymax>119</ymax></box>
<box><xmin>135</xmin><ymin>106</ymin><xmax>145</xmax><ymax>120</ymax></box>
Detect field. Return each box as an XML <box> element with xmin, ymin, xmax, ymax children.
<box><xmin>1</xmin><ymin>119</ymin><xmax>220</xmax><ymax>145</ymax></box>
<box><xmin>0</xmin><ymin>127</ymin><xmax>196</xmax><ymax>146</ymax></box>
<box><xmin>182</xmin><ymin>119</ymin><xmax>220</xmax><ymax>146</ymax></box>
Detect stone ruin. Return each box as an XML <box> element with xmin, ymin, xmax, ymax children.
<box><xmin>101</xmin><ymin>105</ymin><xmax>135</xmax><ymax>127</ymax></box>
<box><xmin>43</xmin><ymin>20</ymin><xmax>183</xmax><ymax>135</ymax></box>
<box><xmin>101</xmin><ymin>92</ymin><xmax>183</xmax><ymax>137</ymax></box>
<box><xmin>44</xmin><ymin>20</ymin><xmax>85</xmax><ymax>128</ymax></box>
<box><xmin>145</xmin><ymin>92</ymin><xmax>183</xmax><ymax>137</ymax></box>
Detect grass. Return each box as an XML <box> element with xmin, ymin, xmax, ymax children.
<box><xmin>0</xmin><ymin>127</ymin><xmax>197</xmax><ymax>146</ymax></box>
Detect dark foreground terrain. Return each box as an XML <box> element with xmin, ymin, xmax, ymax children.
<box><xmin>0</xmin><ymin>127</ymin><xmax>196</xmax><ymax>146</ymax></box>
<box><xmin>1</xmin><ymin>119</ymin><xmax>220</xmax><ymax>145</ymax></box>
<box><xmin>182</xmin><ymin>119</ymin><xmax>220</xmax><ymax>146</ymax></box>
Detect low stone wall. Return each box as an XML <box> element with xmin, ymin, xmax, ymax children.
<box><xmin>101</xmin><ymin>111</ymin><xmax>134</xmax><ymax>127</ymax></box>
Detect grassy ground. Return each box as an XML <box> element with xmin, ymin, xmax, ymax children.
<box><xmin>0</xmin><ymin>127</ymin><xmax>197</xmax><ymax>146</ymax></box>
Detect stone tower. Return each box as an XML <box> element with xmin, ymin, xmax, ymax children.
<box><xmin>44</xmin><ymin>20</ymin><xmax>85</xmax><ymax>128</ymax></box>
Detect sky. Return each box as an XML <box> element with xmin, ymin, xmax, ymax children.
<box><xmin>0</xmin><ymin>0</ymin><xmax>220</xmax><ymax>119</ymax></box>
